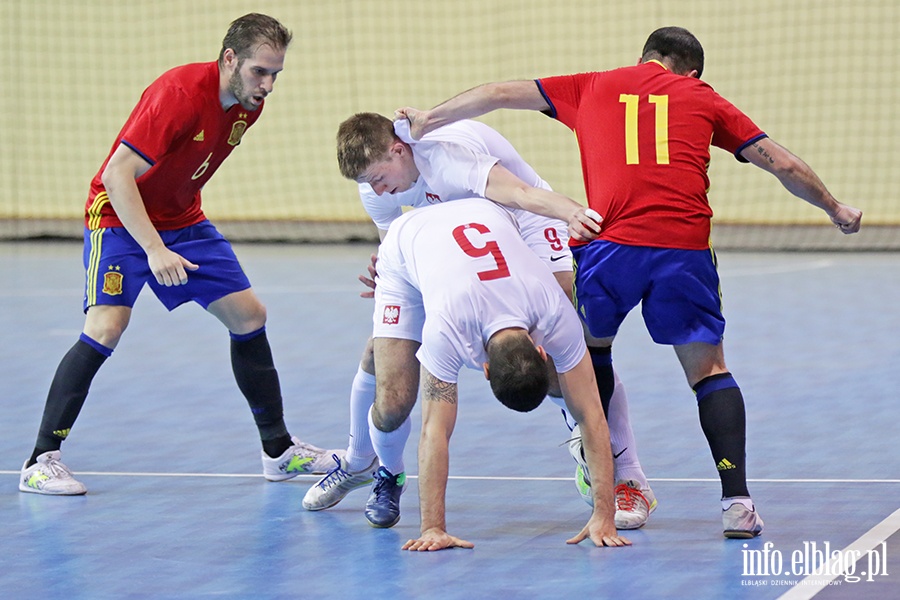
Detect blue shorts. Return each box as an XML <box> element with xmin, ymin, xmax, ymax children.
<box><xmin>82</xmin><ymin>220</ymin><xmax>251</xmax><ymax>312</ymax></box>
<box><xmin>571</xmin><ymin>240</ymin><xmax>724</xmax><ymax>346</ymax></box>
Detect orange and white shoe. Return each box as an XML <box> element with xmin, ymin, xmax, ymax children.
<box><xmin>613</xmin><ymin>479</ymin><xmax>657</xmax><ymax>530</ymax></box>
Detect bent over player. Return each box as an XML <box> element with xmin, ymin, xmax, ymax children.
<box><xmin>372</xmin><ymin>197</ymin><xmax>630</xmax><ymax>550</ymax></box>
<box><xmin>305</xmin><ymin>113</ymin><xmax>655</xmax><ymax>530</ymax></box>
<box><xmin>19</xmin><ymin>13</ymin><xmax>336</xmax><ymax>496</ymax></box>
<box><xmin>398</xmin><ymin>26</ymin><xmax>862</xmax><ymax>538</ymax></box>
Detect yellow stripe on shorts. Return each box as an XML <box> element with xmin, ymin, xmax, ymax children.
<box><xmin>86</xmin><ymin>228</ymin><xmax>105</xmax><ymax>306</ymax></box>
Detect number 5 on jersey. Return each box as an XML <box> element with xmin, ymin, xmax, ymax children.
<box><xmin>452</xmin><ymin>223</ymin><xmax>511</xmax><ymax>281</ymax></box>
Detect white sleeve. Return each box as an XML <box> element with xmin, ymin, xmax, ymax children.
<box><xmin>416</xmin><ymin>316</ymin><xmax>466</xmax><ymax>384</ymax></box>
<box><xmin>358</xmin><ymin>183</ymin><xmax>402</xmax><ymax>231</ymax></box>
<box><xmin>542</xmin><ymin>302</ymin><xmax>589</xmax><ymax>374</ymax></box>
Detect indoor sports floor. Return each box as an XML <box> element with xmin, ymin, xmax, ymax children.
<box><xmin>1</xmin><ymin>241</ymin><xmax>897</xmax><ymax>599</ymax></box>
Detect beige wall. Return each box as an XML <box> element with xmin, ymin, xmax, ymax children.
<box><xmin>2</xmin><ymin>0</ymin><xmax>897</xmax><ymax>229</ymax></box>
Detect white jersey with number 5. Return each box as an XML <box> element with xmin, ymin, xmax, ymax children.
<box><xmin>373</xmin><ymin>198</ymin><xmax>585</xmax><ymax>384</ymax></box>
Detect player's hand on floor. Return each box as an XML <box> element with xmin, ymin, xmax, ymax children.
<box><xmin>358</xmin><ymin>253</ymin><xmax>378</xmax><ymax>298</ymax></box>
<box><xmin>402</xmin><ymin>528</ymin><xmax>475</xmax><ymax>551</ymax></box>
<box><xmin>566</xmin><ymin>518</ymin><xmax>632</xmax><ymax>548</ymax></box>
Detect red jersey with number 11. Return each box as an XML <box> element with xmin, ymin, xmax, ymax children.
<box><xmin>537</xmin><ymin>60</ymin><xmax>765</xmax><ymax>250</ymax></box>
<box><xmin>85</xmin><ymin>61</ymin><xmax>262</xmax><ymax>231</ymax></box>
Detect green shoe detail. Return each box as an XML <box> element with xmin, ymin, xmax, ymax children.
<box><xmin>286</xmin><ymin>455</ymin><xmax>313</xmax><ymax>473</ymax></box>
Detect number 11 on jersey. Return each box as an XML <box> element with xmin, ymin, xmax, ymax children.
<box><xmin>619</xmin><ymin>94</ymin><xmax>669</xmax><ymax>165</ymax></box>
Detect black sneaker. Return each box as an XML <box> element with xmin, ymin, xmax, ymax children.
<box><xmin>364</xmin><ymin>466</ymin><xmax>406</xmax><ymax>528</ymax></box>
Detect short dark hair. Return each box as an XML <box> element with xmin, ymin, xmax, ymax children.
<box><xmin>486</xmin><ymin>331</ymin><xmax>549</xmax><ymax>413</ymax></box>
<box><xmin>641</xmin><ymin>26</ymin><xmax>704</xmax><ymax>77</ymax></box>
<box><xmin>218</xmin><ymin>13</ymin><xmax>292</xmax><ymax>66</ymax></box>
<box><xmin>336</xmin><ymin>112</ymin><xmax>397</xmax><ymax>180</ymax></box>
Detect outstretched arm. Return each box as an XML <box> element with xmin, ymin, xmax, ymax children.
<box><xmin>558</xmin><ymin>352</ymin><xmax>632</xmax><ymax>548</ymax></box>
<box><xmin>396</xmin><ymin>80</ymin><xmax>549</xmax><ymax>140</ymax></box>
<box><xmin>401</xmin><ymin>366</ymin><xmax>474</xmax><ymax>552</ymax></box>
<box><xmin>740</xmin><ymin>137</ymin><xmax>862</xmax><ymax>233</ymax></box>
<box><xmin>484</xmin><ymin>164</ymin><xmax>602</xmax><ymax>243</ymax></box>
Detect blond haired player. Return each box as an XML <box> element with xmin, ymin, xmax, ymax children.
<box><xmin>305</xmin><ymin>113</ymin><xmax>656</xmax><ymax>530</ymax></box>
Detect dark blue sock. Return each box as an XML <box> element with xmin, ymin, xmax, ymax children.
<box><xmin>694</xmin><ymin>373</ymin><xmax>750</xmax><ymax>499</ymax></box>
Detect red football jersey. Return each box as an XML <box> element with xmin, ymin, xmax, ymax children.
<box><xmin>538</xmin><ymin>61</ymin><xmax>765</xmax><ymax>250</ymax></box>
<box><xmin>85</xmin><ymin>62</ymin><xmax>262</xmax><ymax>231</ymax></box>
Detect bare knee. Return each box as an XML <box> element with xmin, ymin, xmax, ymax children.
<box><xmin>83</xmin><ymin>305</ymin><xmax>131</xmax><ymax>348</ymax></box>
<box><xmin>208</xmin><ymin>290</ymin><xmax>267</xmax><ymax>334</ymax></box>
<box><xmin>371</xmin><ymin>401</ymin><xmax>410</xmax><ymax>433</ymax></box>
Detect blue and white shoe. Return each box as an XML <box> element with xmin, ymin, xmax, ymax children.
<box><xmin>302</xmin><ymin>454</ymin><xmax>378</xmax><ymax>511</ymax></box>
<box><xmin>364</xmin><ymin>466</ymin><xmax>406</xmax><ymax>528</ymax></box>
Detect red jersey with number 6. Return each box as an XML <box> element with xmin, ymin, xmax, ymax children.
<box><xmin>537</xmin><ymin>60</ymin><xmax>765</xmax><ymax>250</ymax></box>
<box><xmin>85</xmin><ymin>61</ymin><xmax>262</xmax><ymax>231</ymax></box>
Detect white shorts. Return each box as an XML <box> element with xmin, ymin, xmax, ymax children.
<box><xmin>372</xmin><ymin>239</ymin><xmax>425</xmax><ymax>342</ymax></box>
<box><xmin>513</xmin><ymin>209</ymin><xmax>572</xmax><ymax>274</ymax></box>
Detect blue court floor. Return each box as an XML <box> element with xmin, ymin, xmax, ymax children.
<box><xmin>1</xmin><ymin>241</ymin><xmax>897</xmax><ymax>599</ymax></box>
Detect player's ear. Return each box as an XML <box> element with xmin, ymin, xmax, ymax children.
<box><xmin>482</xmin><ymin>363</ymin><xmax>490</xmax><ymax>381</ymax></box>
<box><xmin>687</xmin><ymin>69</ymin><xmax>700</xmax><ymax>79</ymax></box>
<box><xmin>535</xmin><ymin>345</ymin><xmax>548</xmax><ymax>362</ymax></box>
<box><xmin>222</xmin><ymin>48</ymin><xmax>237</xmax><ymax>69</ymax></box>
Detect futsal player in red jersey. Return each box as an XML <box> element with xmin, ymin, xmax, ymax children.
<box><xmin>397</xmin><ymin>26</ymin><xmax>862</xmax><ymax>538</ymax></box>
<box><xmin>19</xmin><ymin>13</ymin><xmax>338</xmax><ymax>496</ymax></box>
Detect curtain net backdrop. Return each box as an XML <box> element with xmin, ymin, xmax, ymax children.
<box><xmin>1</xmin><ymin>0</ymin><xmax>896</xmax><ymax>248</ymax></box>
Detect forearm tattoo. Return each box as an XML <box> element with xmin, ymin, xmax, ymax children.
<box><xmin>423</xmin><ymin>372</ymin><xmax>457</xmax><ymax>404</ymax></box>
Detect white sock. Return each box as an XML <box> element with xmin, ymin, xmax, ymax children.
<box><xmin>345</xmin><ymin>366</ymin><xmax>377</xmax><ymax>471</ymax></box>
<box><xmin>722</xmin><ymin>496</ymin><xmax>754</xmax><ymax>511</ymax></box>
<box><xmin>607</xmin><ymin>371</ymin><xmax>648</xmax><ymax>488</ymax></box>
<box><xmin>368</xmin><ymin>405</ymin><xmax>410</xmax><ymax>476</ymax></box>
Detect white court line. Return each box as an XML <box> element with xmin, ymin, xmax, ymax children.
<box><xmin>1</xmin><ymin>471</ymin><xmax>898</xmax><ymax>484</ymax></box>
<box><xmin>778</xmin><ymin>507</ymin><xmax>900</xmax><ymax>600</ymax></box>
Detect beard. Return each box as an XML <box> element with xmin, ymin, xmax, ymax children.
<box><xmin>228</xmin><ymin>65</ymin><xmax>261</xmax><ymax>111</ymax></box>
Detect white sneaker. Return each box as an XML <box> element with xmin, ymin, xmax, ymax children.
<box><xmin>723</xmin><ymin>502</ymin><xmax>764</xmax><ymax>538</ymax></box>
<box><xmin>261</xmin><ymin>437</ymin><xmax>344</xmax><ymax>481</ymax></box>
<box><xmin>565</xmin><ymin>423</ymin><xmax>589</xmax><ymax>472</ymax></box>
<box><xmin>570</xmin><ymin>426</ymin><xmax>659</xmax><ymax>529</ymax></box>
<box><xmin>614</xmin><ymin>479</ymin><xmax>657</xmax><ymax>530</ymax></box>
<box><xmin>302</xmin><ymin>454</ymin><xmax>378</xmax><ymax>511</ymax></box>
<box><xmin>19</xmin><ymin>451</ymin><xmax>87</xmax><ymax>496</ymax></box>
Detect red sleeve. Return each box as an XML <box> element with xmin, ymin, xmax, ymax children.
<box><xmin>536</xmin><ymin>73</ymin><xmax>595</xmax><ymax>129</ymax></box>
<box><xmin>709</xmin><ymin>91</ymin><xmax>766</xmax><ymax>162</ymax></box>
<box><xmin>119</xmin><ymin>82</ymin><xmax>197</xmax><ymax>165</ymax></box>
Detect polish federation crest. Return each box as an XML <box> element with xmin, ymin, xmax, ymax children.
<box><xmin>102</xmin><ymin>271</ymin><xmax>124</xmax><ymax>296</ymax></box>
<box><xmin>425</xmin><ymin>192</ymin><xmax>442</xmax><ymax>204</ymax></box>
<box><xmin>382</xmin><ymin>305</ymin><xmax>401</xmax><ymax>325</ymax></box>
<box><xmin>227</xmin><ymin>113</ymin><xmax>248</xmax><ymax>146</ymax></box>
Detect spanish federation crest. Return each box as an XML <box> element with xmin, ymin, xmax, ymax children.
<box><xmin>228</xmin><ymin>112</ymin><xmax>249</xmax><ymax>146</ymax></box>
<box><xmin>102</xmin><ymin>271</ymin><xmax>124</xmax><ymax>296</ymax></box>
